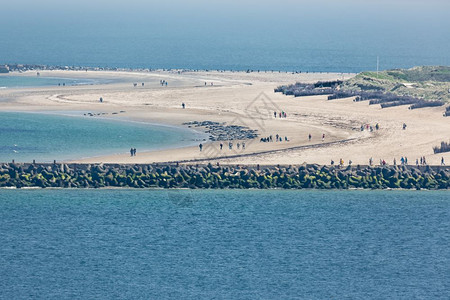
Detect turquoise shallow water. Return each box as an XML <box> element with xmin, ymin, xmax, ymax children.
<box><xmin>0</xmin><ymin>76</ymin><xmax>104</xmax><ymax>88</ymax></box>
<box><xmin>0</xmin><ymin>112</ymin><xmax>205</xmax><ymax>163</ymax></box>
<box><xmin>0</xmin><ymin>190</ymin><xmax>448</xmax><ymax>299</ymax></box>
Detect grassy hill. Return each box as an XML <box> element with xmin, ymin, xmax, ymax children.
<box><xmin>341</xmin><ymin>66</ymin><xmax>450</xmax><ymax>102</ymax></box>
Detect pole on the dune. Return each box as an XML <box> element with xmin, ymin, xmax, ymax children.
<box><xmin>377</xmin><ymin>56</ymin><xmax>379</xmax><ymax>78</ymax></box>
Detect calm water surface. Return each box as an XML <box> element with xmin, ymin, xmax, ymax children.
<box><xmin>0</xmin><ymin>190</ymin><xmax>448</xmax><ymax>299</ymax></box>
<box><xmin>0</xmin><ymin>76</ymin><xmax>101</xmax><ymax>89</ymax></box>
<box><xmin>0</xmin><ymin>112</ymin><xmax>205</xmax><ymax>162</ymax></box>
<box><xmin>1</xmin><ymin>3</ymin><xmax>449</xmax><ymax>73</ymax></box>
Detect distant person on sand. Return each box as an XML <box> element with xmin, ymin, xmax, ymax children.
<box><xmin>130</xmin><ymin>148</ymin><xmax>134</xmax><ymax>157</ymax></box>
<box><xmin>403</xmin><ymin>123</ymin><xmax>407</xmax><ymax>130</ymax></box>
<box><xmin>199</xmin><ymin>144</ymin><xmax>203</xmax><ymax>151</ymax></box>
<box><xmin>133</xmin><ymin>148</ymin><xmax>136</xmax><ymax>156</ymax></box>
<box><xmin>308</xmin><ymin>134</ymin><xmax>311</xmax><ymax>141</ymax></box>
<box><xmin>182</xmin><ymin>102</ymin><xmax>185</xmax><ymax>109</ymax></box>
<box><xmin>322</xmin><ymin>133</ymin><xmax>325</xmax><ymax>142</ymax></box>
<box><xmin>220</xmin><ymin>143</ymin><xmax>223</xmax><ymax>150</ymax></box>
<box><xmin>442</xmin><ymin>157</ymin><xmax>445</xmax><ymax>165</ymax></box>
<box><xmin>242</xmin><ymin>142</ymin><xmax>245</xmax><ymax>149</ymax></box>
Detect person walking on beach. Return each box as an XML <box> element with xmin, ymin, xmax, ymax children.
<box><xmin>308</xmin><ymin>134</ymin><xmax>312</xmax><ymax>141</ymax></box>
<box><xmin>442</xmin><ymin>157</ymin><xmax>445</xmax><ymax>165</ymax></box>
<box><xmin>133</xmin><ymin>148</ymin><xmax>136</xmax><ymax>156</ymax></box>
<box><xmin>199</xmin><ymin>144</ymin><xmax>203</xmax><ymax>151</ymax></box>
<box><xmin>322</xmin><ymin>133</ymin><xmax>325</xmax><ymax>142</ymax></box>
<box><xmin>182</xmin><ymin>102</ymin><xmax>185</xmax><ymax>109</ymax></box>
<box><xmin>130</xmin><ymin>148</ymin><xmax>134</xmax><ymax>157</ymax></box>
<box><xmin>369</xmin><ymin>157</ymin><xmax>373</xmax><ymax>166</ymax></box>
<box><xmin>242</xmin><ymin>142</ymin><xmax>245</xmax><ymax>149</ymax></box>
<box><xmin>220</xmin><ymin>143</ymin><xmax>223</xmax><ymax>150</ymax></box>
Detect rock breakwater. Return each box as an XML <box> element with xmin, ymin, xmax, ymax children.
<box><xmin>0</xmin><ymin>163</ymin><xmax>449</xmax><ymax>189</ymax></box>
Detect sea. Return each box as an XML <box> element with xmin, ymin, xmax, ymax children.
<box><xmin>0</xmin><ymin>189</ymin><xmax>448</xmax><ymax>299</ymax></box>
<box><xmin>0</xmin><ymin>76</ymin><xmax>111</xmax><ymax>89</ymax></box>
<box><xmin>0</xmin><ymin>112</ymin><xmax>206</xmax><ymax>163</ymax></box>
<box><xmin>0</xmin><ymin>2</ymin><xmax>449</xmax><ymax>73</ymax></box>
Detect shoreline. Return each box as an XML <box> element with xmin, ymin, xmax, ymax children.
<box><xmin>0</xmin><ymin>68</ymin><xmax>449</xmax><ymax>166</ymax></box>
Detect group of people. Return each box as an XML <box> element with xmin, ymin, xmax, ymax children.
<box><xmin>366</xmin><ymin>156</ymin><xmax>445</xmax><ymax>166</ymax></box>
<box><xmin>307</xmin><ymin>133</ymin><xmax>326</xmax><ymax>142</ymax></box>
<box><xmin>160</xmin><ymin>80</ymin><xmax>168</xmax><ymax>86</ymax></box>
<box><xmin>361</xmin><ymin>123</ymin><xmax>380</xmax><ymax>132</ymax></box>
<box><xmin>330</xmin><ymin>159</ymin><xmax>352</xmax><ymax>166</ymax></box>
<box><xmin>222</xmin><ymin>141</ymin><xmax>246</xmax><ymax>150</ymax></box>
<box><xmin>199</xmin><ymin>141</ymin><xmax>247</xmax><ymax>152</ymax></box>
<box><xmin>260</xmin><ymin>134</ymin><xmax>289</xmax><ymax>143</ymax></box>
<box><xmin>130</xmin><ymin>148</ymin><xmax>137</xmax><ymax>157</ymax></box>
<box><xmin>418</xmin><ymin>157</ymin><xmax>427</xmax><ymax>166</ymax></box>
<box><xmin>274</xmin><ymin>111</ymin><xmax>287</xmax><ymax>118</ymax></box>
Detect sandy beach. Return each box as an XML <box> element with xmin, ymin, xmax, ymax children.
<box><xmin>1</xmin><ymin>69</ymin><xmax>449</xmax><ymax>166</ymax></box>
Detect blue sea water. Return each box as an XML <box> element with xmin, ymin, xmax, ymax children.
<box><xmin>1</xmin><ymin>2</ymin><xmax>449</xmax><ymax>73</ymax></box>
<box><xmin>0</xmin><ymin>76</ymin><xmax>109</xmax><ymax>89</ymax></box>
<box><xmin>0</xmin><ymin>189</ymin><xmax>448</xmax><ymax>299</ymax></box>
<box><xmin>0</xmin><ymin>112</ymin><xmax>205</xmax><ymax>163</ymax></box>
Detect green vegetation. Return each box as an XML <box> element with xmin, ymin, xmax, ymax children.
<box><xmin>343</xmin><ymin>66</ymin><xmax>450</xmax><ymax>103</ymax></box>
